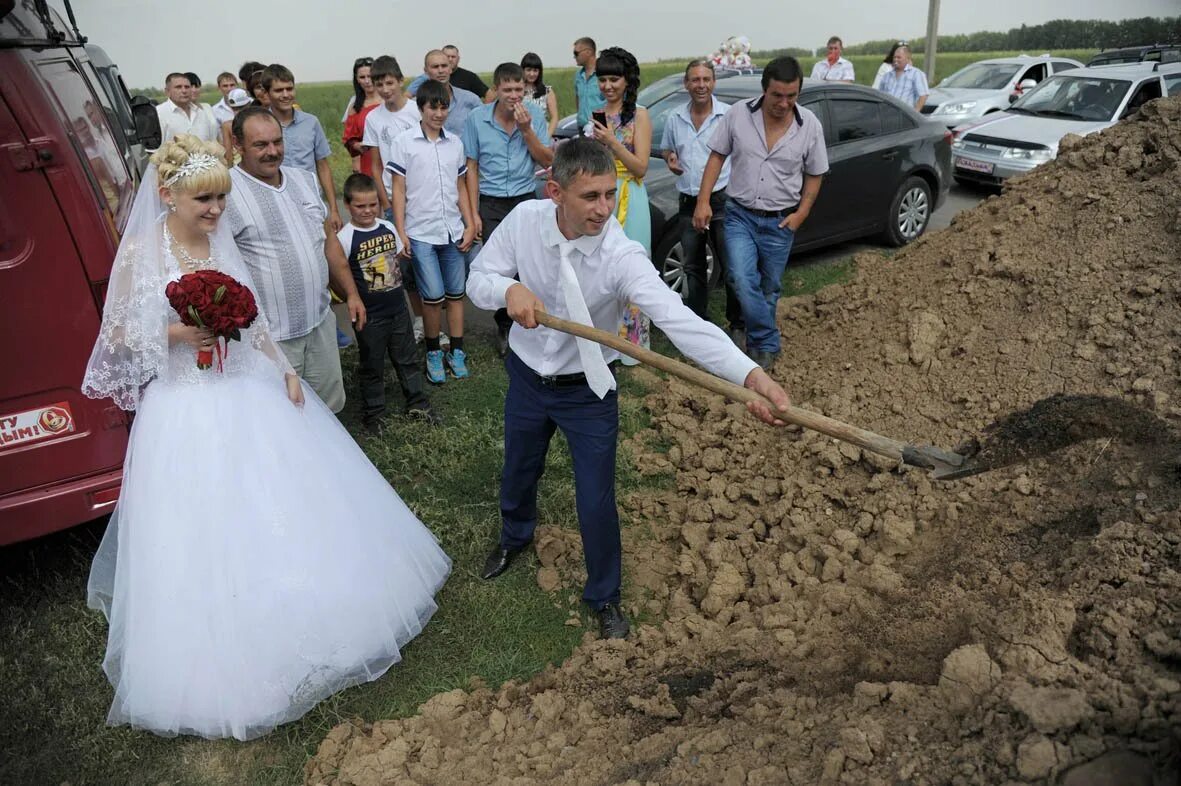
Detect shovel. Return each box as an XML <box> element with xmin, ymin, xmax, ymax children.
<box><xmin>534</xmin><ymin>311</ymin><xmax>972</xmax><ymax>479</ymax></box>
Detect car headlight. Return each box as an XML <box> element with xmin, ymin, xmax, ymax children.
<box><xmin>1000</xmin><ymin>147</ymin><xmax>1053</xmax><ymax>163</ymax></box>
<box><xmin>936</xmin><ymin>101</ymin><xmax>977</xmax><ymax>115</ymax></box>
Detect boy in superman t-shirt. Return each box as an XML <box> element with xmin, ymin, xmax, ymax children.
<box><xmin>338</xmin><ymin>173</ymin><xmax>439</xmax><ymax>429</ymax></box>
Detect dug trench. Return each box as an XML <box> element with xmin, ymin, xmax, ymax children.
<box><xmin>306</xmin><ymin>98</ymin><xmax>1181</xmax><ymax>785</ymax></box>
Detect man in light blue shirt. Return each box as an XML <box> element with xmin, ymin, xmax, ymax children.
<box><xmin>878</xmin><ymin>45</ymin><xmax>930</xmax><ymax>111</ymax></box>
<box><xmin>660</xmin><ymin>59</ymin><xmax>741</xmax><ymax>332</ymax></box>
<box><xmin>463</xmin><ymin>62</ymin><xmax>554</xmax><ymax>355</ymax></box>
<box><xmin>573</xmin><ymin>36</ymin><xmax>606</xmax><ymax>127</ymax></box>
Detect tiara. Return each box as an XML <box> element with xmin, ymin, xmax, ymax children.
<box><xmin>163</xmin><ymin>152</ymin><xmax>220</xmax><ymax>187</ymax></box>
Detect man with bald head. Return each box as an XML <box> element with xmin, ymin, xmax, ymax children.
<box><xmin>225</xmin><ymin>107</ymin><xmax>367</xmax><ymax>412</ymax></box>
<box><xmin>412</xmin><ymin>49</ymin><xmax>484</xmax><ymax>136</ymax></box>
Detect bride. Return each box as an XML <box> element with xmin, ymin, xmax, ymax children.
<box><xmin>82</xmin><ymin>134</ymin><xmax>451</xmax><ymax>741</ymax></box>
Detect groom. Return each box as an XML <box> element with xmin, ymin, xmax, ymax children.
<box><xmin>467</xmin><ymin>137</ymin><xmax>791</xmax><ymax>639</ymax></box>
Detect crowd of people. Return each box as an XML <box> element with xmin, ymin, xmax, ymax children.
<box><xmin>81</xmin><ymin>31</ymin><xmax>945</xmax><ymax>743</ymax></box>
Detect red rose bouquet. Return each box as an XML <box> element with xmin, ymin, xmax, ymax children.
<box><xmin>165</xmin><ymin>271</ymin><xmax>259</xmax><ymax>370</ymax></box>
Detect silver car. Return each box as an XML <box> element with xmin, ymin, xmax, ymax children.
<box><xmin>950</xmin><ymin>62</ymin><xmax>1181</xmax><ymax>185</ymax></box>
<box><xmin>923</xmin><ymin>55</ymin><xmax>1083</xmax><ymax>127</ymax></box>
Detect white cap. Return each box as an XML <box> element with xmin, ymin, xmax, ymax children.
<box><xmin>227</xmin><ymin>88</ymin><xmax>252</xmax><ymax>108</ymax></box>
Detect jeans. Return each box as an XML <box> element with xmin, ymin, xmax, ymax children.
<box><xmin>678</xmin><ymin>191</ymin><xmax>742</xmax><ymax>329</ymax></box>
<box><xmin>409</xmin><ymin>239</ymin><xmax>466</xmax><ymax>304</ymax></box>
<box><xmin>500</xmin><ymin>353</ymin><xmax>621</xmax><ymax>609</ymax></box>
<box><xmin>722</xmin><ymin>200</ymin><xmax>796</xmax><ymax>354</ymax></box>
<box><xmin>354</xmin><ymin>305</ymin><xmax>428</xmax><ymax>422</ymax></box>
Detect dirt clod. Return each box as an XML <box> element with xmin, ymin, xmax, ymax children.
<box><xmin>307</xmin><ymin>98</ymin><xmax>1181</xmax><ymax>786</ymax></box>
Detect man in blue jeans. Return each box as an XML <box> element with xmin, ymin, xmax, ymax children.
<box><xmin>693</xmin><ymin>57</ymin><xmax>827</xmax><ymax>370</ymax></box>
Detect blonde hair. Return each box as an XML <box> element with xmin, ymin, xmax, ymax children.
<box><xmin>151</xmin><ymin>134</ymin><xmax>232</xmax><ymax>194</ymax></box>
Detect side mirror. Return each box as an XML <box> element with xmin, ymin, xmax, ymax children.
<box><xmin>1017</xmin><ymin>78</ymin><xmax>1038</xmax><ymax>91</ymax></box>
<box><xmin>129</xmin><ymin>95</ymin><xmax>161</xmax><ymax>150</ymax></box>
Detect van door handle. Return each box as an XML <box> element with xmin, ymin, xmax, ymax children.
<box><xmin>881</xmin><ymin>151</ymin><xmax>898</xmax><ymax>161</ymax></box>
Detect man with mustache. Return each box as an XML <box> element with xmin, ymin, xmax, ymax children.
<box><xmin>224</xmin><ymin>107</ymin><xmax>367</xmax><ymax>412</ymax></box>
<box><xmin>467</xmin><ymin>137</ymin><xmax>791</xmax><ymax>640</ymax></box>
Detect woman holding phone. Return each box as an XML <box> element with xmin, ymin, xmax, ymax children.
<box><xmin>587</xmin><ymin>46</ymin><xmax>651</xmax><ymax>357</ymax></box>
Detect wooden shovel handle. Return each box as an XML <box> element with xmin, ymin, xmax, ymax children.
<box><xmin>534</xmin><ymin>311</ymin><xmax>910</xmax><ymax>464</ymax></box>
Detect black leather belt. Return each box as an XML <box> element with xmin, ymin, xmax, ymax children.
<box><xmin>734</xmin><ymin>201</ymin><xmax>798</xmax><ymax>218</ymax></box>
<box><xmin>535</xmin><ymin>371</ymin><xmax>590</xmax><ymax>389</ymax></box>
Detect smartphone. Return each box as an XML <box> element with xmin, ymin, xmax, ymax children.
<box><xmin>591</xmin><ymin>110</ymin><xmax>607</xmax><ymax>127</ymax></box>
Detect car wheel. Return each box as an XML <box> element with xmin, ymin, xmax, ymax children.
<box><xmin>884</xmin><ymin>175</ymin><xmax>932</xmax><ymax>247</ymax></box>
<box><xmin>654</xmin><ymin>229</ymin><xmax>719</xmax><ymax>301</ymax></box>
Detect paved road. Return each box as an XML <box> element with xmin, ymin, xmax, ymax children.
<box><xmin>338</xmin><ymin>184</ymin><xmax>988</xmax><ymax>341</ymax></box>
<box><xmin>791</xmin><ymin>182</ymin><xmax>985</xmax><ymax>269</ymax></box>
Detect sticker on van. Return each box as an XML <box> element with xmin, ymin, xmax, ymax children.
<box><xmin>0</xmin><ymin>402</ymin><xmax>77</xmax><ymax>449</ymax></box>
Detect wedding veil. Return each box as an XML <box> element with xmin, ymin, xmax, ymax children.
<box><xmin>81</xmin><ymin>166</ymin><xmax>173</xmax><ymax>411</ymax></box>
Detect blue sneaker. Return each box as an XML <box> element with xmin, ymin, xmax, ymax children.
<box><xmin>445</xmin><ymin>348</ymin><xmax>469</xmax><ymax>379</ymax></box>
<box><xmin>336</xmin><ymin>326</ymin><xmax>352</xmax><ymax>349</ymax></box>
<box><xmin>425</xmin><ymin>350</ymin><xmax>445</xmax><ymax>384</ymax></box>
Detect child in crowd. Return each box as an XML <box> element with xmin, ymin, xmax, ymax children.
<box><xmin>362</xmin><ymin>55</ymin><xmax>427</xmax><ymax>342</ymax></box>
<box><xmin>337</xmin><ymin>173</ymin><xmax>440</xmax><ymax>429</ymax></box>
<box><xmin>388</xmin><ymin>80</ymin><xmax>476</xmax><ymax>384</ymax></box>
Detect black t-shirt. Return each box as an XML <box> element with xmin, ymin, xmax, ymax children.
<box><xmin>451</xmin><ymin>67</ymin><xmax>489</xmax><ymax>98</ymax></box>
<box><xmin>337</xmin><ymin>219</ymin><xmax>406</xmax><ymax>320</ymax></box>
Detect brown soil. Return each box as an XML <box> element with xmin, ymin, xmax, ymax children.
<box><xmin>307</xmin><ymin>98</ymin><xmax>1181</xmax><ymax>786</ymax></box>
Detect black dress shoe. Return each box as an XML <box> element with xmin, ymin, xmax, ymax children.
<box><xmin>596</xmin><ymin>602</ymin><xmax>630</xmax><ymax>639</ymax></box>
<box><xmin>481</xmin><ymin>540</ymin><xmax>531</xmax><ymax>580</ymax></box>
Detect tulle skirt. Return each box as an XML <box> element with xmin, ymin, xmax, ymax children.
<box><xmin>87</xmin><ymin>372</ymin><xmax>451</xmax><ymax>740</ymax></box>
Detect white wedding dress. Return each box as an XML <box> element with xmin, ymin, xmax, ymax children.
<box><xmin>82</xmin><ymin>172</ymin><xmax>450</xmax><ymax>741</ymax></box>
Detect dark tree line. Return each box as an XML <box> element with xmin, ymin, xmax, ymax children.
<box><xmin>752</xmin><ymin>16</ymin><xmax>1179</xmax><ymax>59</ymax></box>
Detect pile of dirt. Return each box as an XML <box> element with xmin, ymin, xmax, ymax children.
<box><xmin>306</xmin><ymin>98</ymin><xmax>1181</xmax><ymax>785</ymax></box>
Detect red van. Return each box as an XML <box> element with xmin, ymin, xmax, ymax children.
<box><xmin>0</xmin><ymin>2</ymin><xmax>160</xmax><ymax>544</ymax></box>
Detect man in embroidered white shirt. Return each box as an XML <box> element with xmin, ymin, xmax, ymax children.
<box><xmin>468</xmin><ymin>137</ymin><xmax>790</xmax><ymax>639</ymax></box>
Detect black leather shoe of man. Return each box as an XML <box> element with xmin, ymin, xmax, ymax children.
<box><xmin>596</xmin><ymin>602</ymin><xmax>630</xmax><ymax>639</ymax></box>
<box><xmin>481</xmin><ymin>540</ymin><xmax>531</xmax><ymax>580</ymax></box>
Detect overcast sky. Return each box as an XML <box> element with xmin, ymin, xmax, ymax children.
<box><xmin>52</xmin><ymin>0</ymin><xmax>1178</xmax><ymax>89</ymax></box>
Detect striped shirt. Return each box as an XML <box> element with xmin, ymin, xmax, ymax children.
<box><xmin>225</xmin><ymin>166</ymin><xmax>330</xmax><ymax>341</ymax></box>
<box><xmin>878</xmin><ymin>64</ymin><xmax>930</xmax><ymax>107</ymax></box>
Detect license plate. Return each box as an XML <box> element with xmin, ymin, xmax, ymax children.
<box><xmin>955</xmin><ymin>156</ymin><xmax>993</xmax><ymax>174</ymax></box>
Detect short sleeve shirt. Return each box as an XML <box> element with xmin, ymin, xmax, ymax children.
<box><xmin>708</xmin><ymin>98</ymin><xmax>828</xmax><ymax>210</ymax></box>
<box><xmin>574</xmin><ymin>68</ymin><xmax>606</xmax><ymax>127</ymax></box>
<box><xmin>362</xmin><ymin>101</ymin><xmax>423</xmax><ymax>191</ymax></box>
<box><xmin>879</xmin><ymin>65</ymin><xmax>930</xmax><ymax>106</ymax></box>
<box><xmin>810</xmin><ymin>57</ymin><xmax>856</xmax><ymax>82</ymax></box>
<box><xmin>443</xmin><ymin>86</ymin><xmax>484</xmax><ymax>139</ymax></box>
<box><xmin>660</xmin><ymin>97</ymin><xmax>731</xmax><ymax>196</ymax></box>
<box><xmin>336</xmin><ymin>219</ymin><xmax>406</xmax><ymax>319</ymax></box>
<box><xmin>278</xmin><ymin>109</ymin><xmax>331</xmax><ymax>173</ymax></box>
<box><xmin>387</xmin><ymin>124</ymin><xmax>468</xmax><ymax>244</ymax></box>
<box><xmin>461</xmin><ymin>101</ymin><xmax>551</xmax><ymax>198</ymax></box>
<box><xmin>225</xmin><ymin>166</ymin><xmax>330</xmax><ymax>341</ymax></box>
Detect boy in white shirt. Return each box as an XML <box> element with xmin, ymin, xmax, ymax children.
<box><xmin>388</xmin><ymin>80</ymin><xmax>477</xmax><ymax>384</ymax></box>
<box><xmin>362</xmin><ymin>55</ymin><xmax>422</xmax><ymax>215</ymax></box>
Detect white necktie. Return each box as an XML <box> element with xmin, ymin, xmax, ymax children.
<box><xmin>557</xmin><ymin>242</ymin><xmax>615</xmax><ymax>399</ymax></box>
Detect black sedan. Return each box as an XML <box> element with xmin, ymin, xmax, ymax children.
<box><xmin>562</xmin><ymin>77</ymin><xmax>953</xmax><ymax>298</ymax></box>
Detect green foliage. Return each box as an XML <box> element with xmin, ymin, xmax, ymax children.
<box><xmin>841</xmin><ymin>16</ymin><xmax>1180</xmax><ymax>55</ymax></box>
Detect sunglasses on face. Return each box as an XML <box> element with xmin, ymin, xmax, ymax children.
<box><xmin>354</xmin><ymin>58</ymin><xmax>373</xmax><ymax>67</ymax></box>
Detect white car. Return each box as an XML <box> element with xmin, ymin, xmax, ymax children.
<box><xmin>923</xmin><ymin>55</ymin><xmax>1084</xmax><ymax>128</ymax></box>
<box><xmin>950</xmin><ymin>62</ymin><xmax>1181</xmax><ymax>186</ymax></box>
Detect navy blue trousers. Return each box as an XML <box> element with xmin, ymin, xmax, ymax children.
<box><xmin>500</xmin><ymin>352</ymin><xmax>620</xmax><ymax>609</ymax></box>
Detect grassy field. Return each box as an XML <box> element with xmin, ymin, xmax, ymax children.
<box><xmin>1</xmin><ymin>260</ymin><xmax>855</xmax><ymax>785</ymax></box>
<box><xmin>264</xmin><ymin>49</ymin><xmax>1094</xmax><ymax>190</ymax></box>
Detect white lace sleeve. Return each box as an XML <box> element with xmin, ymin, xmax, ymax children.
<box><xmin>82</xmin><ymin>223</ymin><xmax>171</xmax><ymax>411</ymax></box>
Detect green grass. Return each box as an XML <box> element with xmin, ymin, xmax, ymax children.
<box><xmin>0</xmin><ymin>319</ymin><xmax>729</xmax><ymax>785</ymax></box>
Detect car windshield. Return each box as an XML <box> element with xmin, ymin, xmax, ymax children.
<box><xmin>637</xmin><ymin>75</ymin><xmax>683</xmax><ymax>108</ymax></box>
<box><xmin>940</xmin><ymin>63</ymin><xmax>1022</xmax><ymax>90</ymax></box>
<box><xmin>1012</xmin><ymin>75</ymin><xmax>1130</xmax><ymax>121</ymax></box>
